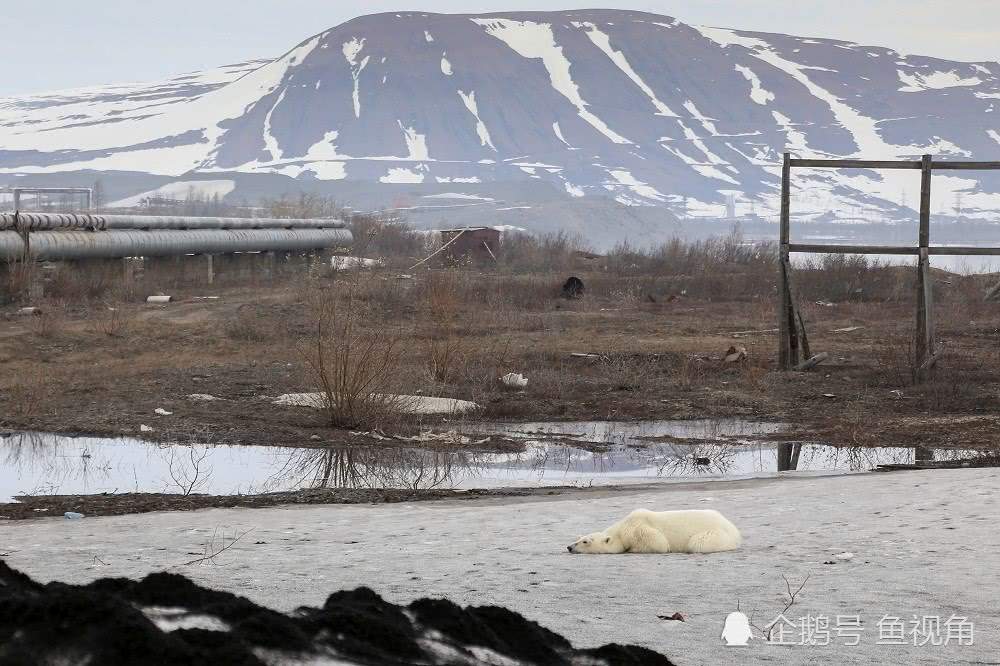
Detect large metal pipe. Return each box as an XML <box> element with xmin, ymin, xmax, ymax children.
<box><xmin>0</xmin><ymin>213</ymin><xmax>347</xmax><ymax>231</ymax></box>
<box><xmin>0</xmin><ymin>229</ymin><xmax>352</xmax><ymax>261</ymax></box>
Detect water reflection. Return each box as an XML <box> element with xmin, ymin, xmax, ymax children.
<box><xmin>1</xmin><ymin>423</ymin><xmax>997</xmax><ymax>502</ymax></box>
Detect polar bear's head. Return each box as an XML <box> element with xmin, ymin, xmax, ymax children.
<box><xmin>567</xmin><ymin>532</ymin><xmax>624</xmax><ymax>554</ymax></box>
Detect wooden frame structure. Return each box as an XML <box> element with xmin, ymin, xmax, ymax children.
<box><xmin>778</xmin><ymin>153</ymin><xmax>1000</xmax><ymax>378</ymax></box>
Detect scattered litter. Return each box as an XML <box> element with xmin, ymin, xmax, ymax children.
<box><xmin>186</xmin><ymin>394</ymin><xmax>221</xmax><ymax>402</ymax></box>
<box><xmin>396</xmin><ymin>274</ymin><xmax>414</xmax><ymax>280</ymax></box>
<box><xmin>501</xmin><ymin>372</ymin><xmax>528</xmax><ymax>389</ymax></box>
<box><xmin>723</xmin><ymin>345</ymin><xmax>748</xmax><ymax>364</ymax></box>
<box><xmin>832</xmin><ymin>326</ymin><xmax>863</xmax><ymax>333</ymax></box>
<box><xmin>657</xmin><ymin>612</ymin><xmax>686</xmax><ymax>622</ymax></box>
<box><xmin>275</xmin><ymin>393</ymin><xmax>479</xmax><ymax>415</ymax></box>
<box><xmin>16</xmin><ymin>307</ymin><xmax>41</xmax><ymax>316</ymax></box>
<box><xmin>64</xmin><ymin>512</ymin><xmax>84</xmax><ymax>520</ymax></box>
<box><xmin>730</xmin><ymin>328</ymin><xmax>778</xmax><ymax>338</ymax></box>
<box><xmin>815</xmin><ymin>300</ymin><xmax>835</xmax><ymax>307</ymax></box>
<box><xmin>139</xmin><ymin>424</ymin><xmax>154</xmax><ymax>433</ymax></box>
<box><xmin>570</xmin><ymin>352</ymin><xmax>609</xmax><ymax>361</ymax></box>
<box><xmin>889</xmin><ymin>390</ymin><xmax>904</xmax><ymax>399</ymax></box>
<box><xmin>349</xmin><ymin>430</ymin><xmax>490</xmax><ymax>446</ymax></box>
<box><xmin>822</xmin><ymin>393</ymin><xmax>837</xmax><ymax>399</ymax></box>
<box><xmin>192</xmin><ymin>296</ymin><xmax>220</xmax><ymax>300</ymax></box>
<box><xmin>309</xmin><ymin>434</ymin><xmax>322</xmax><ymax>441</ymax></box>
<box><xmin>146</xmin><ymin>295</ymin><xmax>172</xmax><ymax>304</ymax></box>
<box><xmin>153</xmin><ymin>408</ymin><xmax>173</xmax><ymax>416</ymax></box>
<box><xmin>331</xmin><ymin>256</ymin><xmax>384</xmax><ymax>270</ymax></box>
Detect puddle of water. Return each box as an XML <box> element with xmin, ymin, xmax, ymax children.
<box><xmin>0</xmin><ymin>421</ymin><xmax>990</xmax><ymax>502</ymax></box>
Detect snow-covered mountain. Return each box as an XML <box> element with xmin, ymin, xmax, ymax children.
<box><xmin>4</xmin><ymin>9</ymin><xmax>1000</xmax><ymax>244</ymax></box>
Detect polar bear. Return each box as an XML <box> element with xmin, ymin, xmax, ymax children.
<box><xmin>567</xmin><ymin>509</ymin><xmax>742</xmax><ymax>554</ymax></box>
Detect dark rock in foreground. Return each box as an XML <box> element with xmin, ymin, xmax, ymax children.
<box><xmin>0</xmin><ymin>561</ymin><xmax>674</xmax><ymax>665</ymax></box>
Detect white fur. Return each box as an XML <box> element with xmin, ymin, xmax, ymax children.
<box><xmin>567</xmin><ymin>509</ymin><xmax>742</xmax><ymax>554</ymax></box>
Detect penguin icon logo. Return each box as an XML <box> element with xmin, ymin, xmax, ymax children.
<box><xmin>721</xmin><ymin>610</ymin><xmax>753</xmax><ymax>647</ymax></box>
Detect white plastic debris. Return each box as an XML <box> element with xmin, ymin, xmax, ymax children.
<box><xmin>723</xmin><ymin>345</ymin><xmax>748</xmax><ymax>364</ymax></box>
<box><xmin>64</xmin><ymin>512</ymin><xmax>84</xmax><ymax>520</ymax></box>
<box><xmin>501</xmin><ymin>372</ymin><xmax>528</xmax><ymax>389</ymax></box>
<box><xmin>139</xmin><ymin>424</ymin><xmax>154</xmax><ymax>433</ymax></box>
<box><xmin>154</xmin><ymin>408</ymin><xmax>173</xmax><ymax>416</ymax></box>
<box><xmin>330</xmin><ymin>256</ymin><xmax>384</xmax><ymax>270</ymax></box>
<box><xmin>146</xmin><ymin>295</ymin><xmax>172</xmax><ymax>304</ymax></box>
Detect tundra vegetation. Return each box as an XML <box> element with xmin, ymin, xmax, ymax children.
<box><xmin>2</xmin><ymin>196</ymin><xmax>1000</xmax><ymax>454</ymax></box>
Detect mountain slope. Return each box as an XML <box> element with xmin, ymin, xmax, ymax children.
<box><xmin>4</xmin><ymin>9</ymin><xmax>1000</xmax><ymax>236</ymax></box>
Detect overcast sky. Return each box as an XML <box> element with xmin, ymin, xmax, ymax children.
<box><xmin>3</xmin><ymin>1</ymin><xmax>997</xmax><ymax>95</ymax></box>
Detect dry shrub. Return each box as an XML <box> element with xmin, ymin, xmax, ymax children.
<box><xmin>29</xmin><ymin>300</ymin><xmax>68</xmax><ymax>339</ymax></box>
<box><xmin>45</xmin><ymin>260</ymin><xmax>120</xmax><ymax>301</ymax></box>
<box><xmin>5</xmin><ymin>367</ymin><xmax>47</xmax><ymax>420</ymax></box>
<box><xmin>89</xmin><ymin>302</ymin><xmax>134</xmax><ymax>338</ymax></box>
<box><xmin>2</xmin><ymin>258</ymin><xmax>33</xmax><ymax>305</ymax></box>
<box><xmin>669</xmin><ymin>354</ymin><xmax>708</xmax><ymax>391</ymax></box>
<box><xmin>601</xmin><ymin>353</ymin><xmax>663</xmax><ymax>391</ymax></box>
<box><xmin>421</xmin><ymin>271</ymin><xmax>467</xmax><ymax>383</ymax></box>
<box><xmin>873</xmin><ymin>327</ymin><xmax>917</xmax><ymax>386</ymax></box>
<box><xmin>299</xmin><ymin>278</ymin><xmax>405</xmax><ymax>429</ymax></box>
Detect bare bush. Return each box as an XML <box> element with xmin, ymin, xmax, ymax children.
<box><xmin>298</xmin><ymin>277</ymin><xmax>406</xmax><ymax>429</ymax></box>
<box><xmin>4</xmin><ymin>368</ymin><xmax>48</xmax><ymax>420</ymax></box>
<box><xmin>29</xmin><ymin>300</ymin><xmax>68</xmax><ymax>339</ymax></box>
<box><xmin>89</xmin><ymin>302</ymin><xmax>133</xmax><ymax>338</ymax></box>
<box><xmin>421</xmin><ymin>272</ymin><xmax>466</xmax><ymax>383</ymax></box>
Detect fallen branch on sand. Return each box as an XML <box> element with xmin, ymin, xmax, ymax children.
<box><xmin>181</xmin><ymin>527</ymin><xmax>254</xmax><ymax>566</ymax></box>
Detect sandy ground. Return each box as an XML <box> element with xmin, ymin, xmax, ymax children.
<box><xmin>3</xmin><ymin>469</ymin><xmax>997</xmax><ymax>665</ymax></box>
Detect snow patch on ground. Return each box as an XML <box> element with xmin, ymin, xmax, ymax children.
<box><xmin>441</xmin><ymin>55</ymin><xmax>453</xmax><ymax>76</ymax></box>
<box><xmin>275</xmin><ymin>393</ymin><xmax>479</xmax><ymax>415</ymax></box>
<box><xmin>424</xmin><ymin>30</ymin><xmax>434</xmax><ymax>43</ymax></box>
<box><xmin>473</xmin><ymin>18</ymin><xmax>631</xmax><ymax>145</ymax></box>
<box><xmin>457</xmin><ymin>91</ymin><xmax>497</xmax><ymax>151</ymax></box>
<box><xmin>564</xmin><ymin>181</ymin><xmax>586</xmax><ymax>197</ymax></box>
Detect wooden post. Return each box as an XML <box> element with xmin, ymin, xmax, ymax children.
<box><xmin>915</xmin><ymin>154</ymin><xmax>935</xmax><ymax>379</ymax></box>
<box><xmin>778</xmin><ymin>153</ymin><xmax>793</xmax><ymax>370</ymax></box>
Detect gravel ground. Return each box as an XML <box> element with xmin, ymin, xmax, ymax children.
<box><xmin>3</xmin><ymin>469</ymin><xmax>997</xmax><ymax>664</ymax></box>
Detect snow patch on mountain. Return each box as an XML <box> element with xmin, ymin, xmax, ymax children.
<box><xmin>898</xmin><ymin>69</ymin><xmax>983</xmax><ymax>92</ymax></box>
<box><xmin>472</xmin><ymin>18</ymin><xmax>632</xmax><ymax>145</ymax></box>
<box><xmin>458</xmin><ymin>90</ymin><xmax>497</xmax><ymax>151</ymax></box>
<box><xmin>578</xmin><ymin>22</ymin><xmax>678</xmax><ymax>117</ymax></box>
<box><xmin>734</xmin><ymin>64</ymin><xmax>774</xmax><ymax>105</ymax></box>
